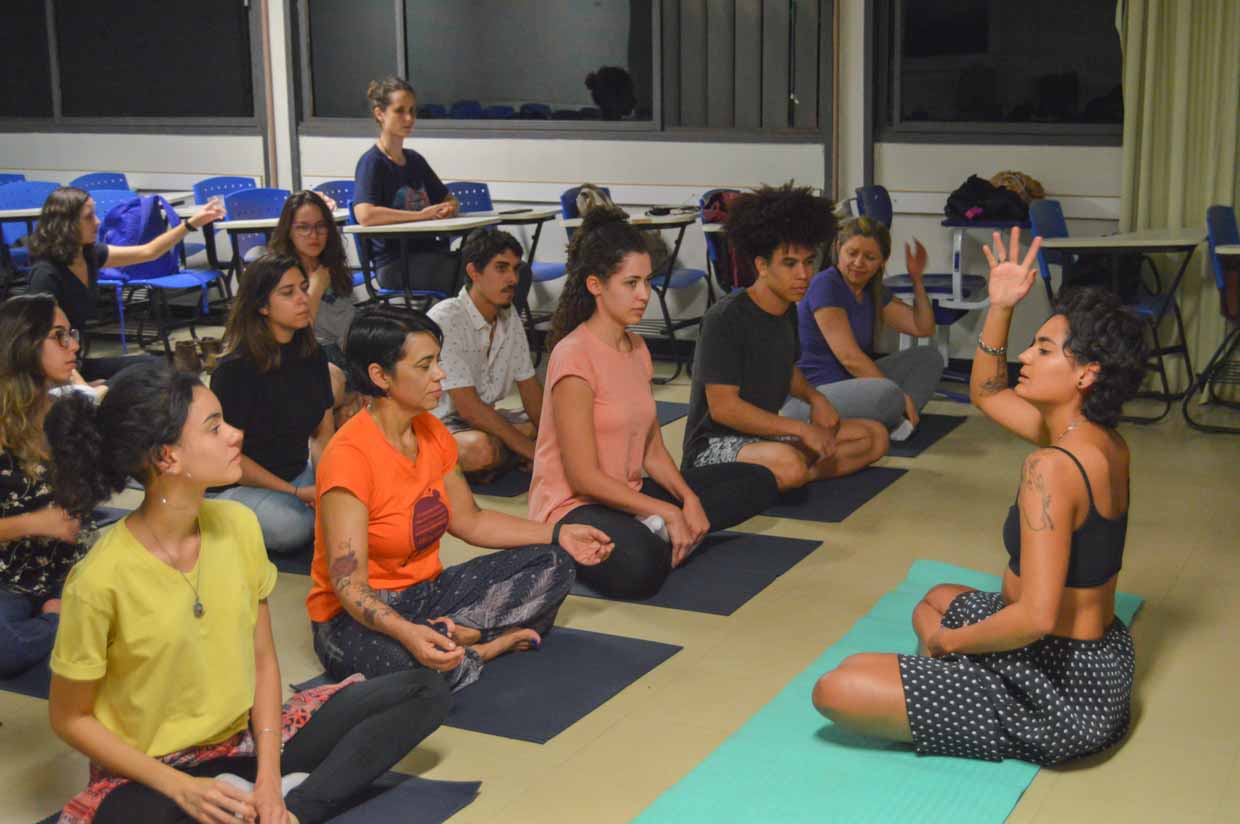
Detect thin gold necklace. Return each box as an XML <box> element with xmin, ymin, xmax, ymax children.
<box><xmin>1056</xmin><ymin>418</ymin><xmax>1082</xmax><ymax>442</ymax></box>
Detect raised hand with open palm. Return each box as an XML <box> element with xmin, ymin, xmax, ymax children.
<box><xmin>982</xmin><ymin>226</ymin><xmax>1043</xmax><ymax>309</ymax></box>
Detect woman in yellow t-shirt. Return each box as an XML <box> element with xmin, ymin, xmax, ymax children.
<box><xmin>44</xmin><ymin>363</ymin><xmax>451</xmax><ymax>824</ymax></box>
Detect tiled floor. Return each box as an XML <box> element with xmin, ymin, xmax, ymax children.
<box><xmin>4</xmin><ymin>340</ymin><xmax>1239</xmax><ymax>823</ymax></box>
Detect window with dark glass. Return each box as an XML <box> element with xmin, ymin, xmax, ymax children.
<box><xmin>55</xmin><ymin>0</ymin><xmax>254</xmax><ymax>118</ymax></box>
<box><xmin>0</xmin><ymin>0</ymin><xmax>54</xmax><ymax>118</ymax></box>
<box><xmin>403</xmin><ymin>0</ymin><xmax>655</xmax><ymax>122</ymax></box>
<box><xmin>881</xmin><ymin>0</ymin><xmax>1122</xmax><ymax>133</ymax></box>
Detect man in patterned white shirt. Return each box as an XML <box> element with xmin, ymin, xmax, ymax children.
<box><xmin>428</xmin><ymin>229</ymin><xmax>542</xmax><ymax>476</ymax></box>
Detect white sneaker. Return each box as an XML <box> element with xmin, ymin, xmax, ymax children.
<box><xmin>890</xmin><ymin>419</ymin><xmax>916</xmax><ymax>442</ymax></box>
<box><xmin>637</xmin><ymin>513</ymin><xmax>670</xmax><ymax>542</ymax></box>
<box><xmin>215</xmin><ymin>773</ymin><xmax>254</xmax><ymax>794</ymax></box>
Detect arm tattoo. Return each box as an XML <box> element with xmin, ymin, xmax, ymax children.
<box><xmin>1020</xmin><ymin>457</ymin><xmax>1055</xmax><ymax>532</ymax></box>
<box><xmin>977</xmin><ymin>360</ymin><xmax>1008</xmax><ymax>397</ymax></box>
<box><xmin>329</xmin><ymin>538</ymin><xmax>399</xmax><ymax>629</ymax></box>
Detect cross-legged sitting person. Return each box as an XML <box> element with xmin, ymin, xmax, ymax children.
<box><xmin>44</xmin><ymin>362</ymin><xmax>451</xmax><ymax>824</ymax></box>
<box><xmin>308</xmin><ymin>306</ymin><xmax>613</xmax><ymax>691</ymax></box>
<box><xmin>427</xmin><ymin>229</ymin><xmax>542</xmax><ymax>478</ymax></box>
<box><xmin>0</xmin><ymin>296</ymin><xmax>93</xmax><ymax>678</ymax></box>
<box><xmin>528</xmin><ymin>208</ymin><xmax>778</xmax><ymax>599</ymax></box>
<box><xmin>210</xmin><ymin>255</ymin><xmax>335</xmax><ymax>555</ymax></box>
<box><xmin>681</xmin><ymin>184</ymin><xmax>888</xmax><ymax>492</ymax></box>
<box><xmin>812</xmin><ymin>230</ymin><xmax>1146</xmax><ymax>766</ymax></box>
<box><xmin>783</xmin><ymin>217</ymin><xmax>944</xmax><ymax>440</ymax></box>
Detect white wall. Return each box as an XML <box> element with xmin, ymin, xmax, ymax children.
<box><xmin>0</xmin><ymin>132</ymin><xmax>265</xmax><ymax>191</ymax></box>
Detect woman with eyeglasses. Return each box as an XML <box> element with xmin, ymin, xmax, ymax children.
<box><xmin>268</xmin><ymin>191</ymin><xmax>360</xmax><ymax>424</ymax></box>
<box><xmin>209</xmin><ymin>255</ymin><xmax>335</xmax><ymax>556</ymax></box>
<box><xmin>27</xmin><ymin>186</ymin><xmax>225</xmax><ymax>381</ymax></box>
<box><xmin>0</xmin><ymin>295</ymin><xmax>95</xmax><ymax>677</ymax></box>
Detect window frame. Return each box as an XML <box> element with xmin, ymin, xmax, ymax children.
<box><xmin>0</xmin><ymin>0</ymin><xmax>265</xmax><ymax>135</ymax></box>
<box><xmin>872</xmin><ymin>0</ymin><xmax>1122</xmax><ymax>147</ymax></box>
<box><xmin>294</xmin><ymin>0</ymin><xmax>834</xmax><ymax>146</ymax></box>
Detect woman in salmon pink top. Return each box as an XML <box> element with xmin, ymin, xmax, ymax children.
<box><xmin>528</xmin><ymin>209</ymin><xmax>778</xmax><ymax>599</ymax></box>
<box><xmin>308</xmin><ymin>306</ymin><xmax>612</xmax><ymax>691</ymax></box>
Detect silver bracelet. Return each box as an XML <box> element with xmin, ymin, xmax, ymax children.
<box><xmin>977</xmin><ymin>335</ymin><xmax>1007</xmax><ymax>357</ymax></box>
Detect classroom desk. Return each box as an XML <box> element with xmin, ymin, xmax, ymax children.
<box><xmin>1040</xmin><ymin>227</ymin><xmax>1203</xmax><ymax>298</ymax></box>
<box><xmin>0</xmin><ymin>206</ymin><xmax>43</xmax><ymax>222</ymax></box>
<box><xmin>702</xmin><ymin>222</ymin><xmax>725</xmax><ymax>233</ymax></box>
<box><xmin>150</xmin><ymin>190</ymin><xmax>193</xmax><ymax>204</ymax></box>
<box><xmin>472</xmin><ymin>207</ymin><xmax>559</xmax><ymax>269</ymax></box>
<box><xmin>344</xmin><ymin>215</ymin><xmax>501</xmax><ymax>304</ymax></box>
<box><xmin>1216</xmin><ymin>244</ymin><xmax>1240</xmax><ymax>257</ymax></box>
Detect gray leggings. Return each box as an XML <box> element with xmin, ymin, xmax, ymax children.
<box><xmin>782</xmin><ymin>346</ymin><xmax>945</xmax><ymax>430</ymax></box>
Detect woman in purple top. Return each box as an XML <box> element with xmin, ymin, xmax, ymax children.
<box><xmin>787</xmin><ymin>218</ymin><xmax>944</xmax><ymax>439</ymax></box>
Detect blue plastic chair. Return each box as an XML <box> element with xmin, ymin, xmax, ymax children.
<box><xmin>446</xmin><ymin>182</ymin><xmax>494</xmax><ymax>214</ymax></box>
<box><xmin>1031</xmin><ymin>198</ymin><xmax>1193</xmax><ymax>422</ymax></box>
<box><xmin>223</xmin><ymin>187</ymin><xmax>291</xmax><ymax>267</ymax></box>
<box><xmin>450</xmin><ymin>100</ymin><xmax>484</xmax><ymax>119</ymax></box>
<box><xmin>0</xmin><ymin>173</ymin><xmax>26</xmax><ymax>186</ymax></box>
<box><xmin>70</xmin><ymin>172</ymin><xmax>130</xmax><ymax>192</ymax></box>
<box><xmin>191</xmin><ymin>176</ymin><xmax>256</xmax><ymax>273</ymax></box>
<box><xmin>104</xmin><ymin>198</ymin><xmax>225</xmax><ymax>356</ymax></box>
<box><xmin>417</xmin><ymin>104</ymin><xmax>446</xmax><ymax>119</ymax></box>
<box><xmin>0</xmin><ymin>181</ymin><xmax>61</xmax><ymax>287</ymax></box>
<box><xmin>1029</xmin><ymin>198</ymin><xmax>1074</xmax><ymax>302</ymax></box>
<box><xmin>1184</xmin><ymin>205</ymin><xmax>1240</xmax><ymax>432</ymax></box>
<box><xmin>89</xmin><ymin>189</ymin><xmax>141</xmax><ymax>351</ymax></box>
<box><xmin>519</xmin><ymin>103</ymin><xmax>551</xmax><ymax>120</ymax></box>
<box><xmin>483</xmin><ymin>105</ymin><xmax>515</xmax><ymax>119</ymax></box>
<box><xmin>314</xmin><ymin>180</ymin><xmax>355</xmax><ymax>207</ymax></box>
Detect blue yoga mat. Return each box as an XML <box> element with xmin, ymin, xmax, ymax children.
<box><xmin>655</xmin><ymin>400</ymin><xmax>690</xmax><ymax>425</ymax></box>
<box><xmin>296</xmin><ymin>626</ymin><xmax>681</xmax><ymax>744</ymax></box>
<box><xmin>887</xmin><ymin>414</ymin><xmax>968</xmax><ymax>458</ymax></box>
<box><xmin>33</xmin><ymin>772</ymin><xmax>480</xmax><ymax>824</ymax></box>
<box><xmin>572</xmin><ymin>530</ymin><xmax>821</xmax><ymax>615</ymax></box>
<box><xmin>635</xmin><ymin>560</ymin><xmax>1144</xmax><ymax>824</ymax></box>
<box><xmin>765</xmin><ymin>466</ymin><xmax>907</xmax><ymax>523</ymax></box>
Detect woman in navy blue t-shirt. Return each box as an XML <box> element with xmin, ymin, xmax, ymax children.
<box><xmin>353</xmin><ymin>76</ymin><xmax>460</xmax><ymax>297</ymax></box>
<box><xmin>789</xmin><ymin>217</ymin><xmax>944</xmax><ymax>439</ymax></box>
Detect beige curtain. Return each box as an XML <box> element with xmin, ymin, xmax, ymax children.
<box><xmin>1119</xmin><ymin>0</ymin><xmax>1240</xmax><ymax>388</ymax></box>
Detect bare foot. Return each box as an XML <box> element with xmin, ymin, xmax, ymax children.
<box><xmin>451</xmin><ymin>625</ymin><xmax>481</xmax><ymax>645</ymax></box>
<box><xmin>470</xmin><ymin>628</ymin><xmax>541</xmax><ymax>663</ymax></box>
<box><xmin>41</xmin><ymin>598</ymin><xmax>62</xmax><ymax>615</ymax></box>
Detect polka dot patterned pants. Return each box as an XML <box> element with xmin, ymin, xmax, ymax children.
<box><xmin>898</xmin><ymin>590</ymin><xmax>1134</xmax><ymax>766</ymax></box>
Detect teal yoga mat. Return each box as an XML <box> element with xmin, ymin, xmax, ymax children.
<box><xmin>636</xmin><ymin>560</ymin><xmax>1145</xmax><ymax>824</ymax></box>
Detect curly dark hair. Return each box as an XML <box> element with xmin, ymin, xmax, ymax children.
<box><xmin>268</xmin><ymin>190</ymin><xmax>352</xmax><ymax>297</ymax></box>
<box><xmin>1053</xmin><ymin>286</ymin><xmax>1149</xmax><ymax>427</ymax></box>
<box><xmin>546</xmin><ymin>207</ymin><xmax>649</xmax><ymax>351</ymax></box>
<box><xmin>586</xmin><ymin>66</ymin><xmax>637</xmax><ymax>120</ymax></box>
<box><xmin>223</xmin><ymin>254</ymin><xmax>318</xmax><ymax>374</ymax></box>
<box><xmin>45</xmin><ymin>362</ymin><xmax>201</xmax><ymax>519</ymax></box>
<box><xmin>27</xmin><ymin>186</ymin><xmax>92</xmax><ymax>266</ymax></box>
<box><xmin>346</xmin><ymin>305</ymin><xmax>444</xmax><ymax>398</ymax></box>
<box><xmin>725</xmin><ymin>183</ymin><xmax>837</xmax><ymax>274</ymax></box>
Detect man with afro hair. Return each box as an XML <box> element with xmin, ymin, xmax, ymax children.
<box><xmin>681</xmin><ymin>184</ymin><xmax>888</xmax><ymax>491</ymax></box>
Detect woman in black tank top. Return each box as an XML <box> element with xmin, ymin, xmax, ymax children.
<box><xmin>811</xmin><ymin>228</ymin><xmax>1150</xmax><ymax>766</ymax></box>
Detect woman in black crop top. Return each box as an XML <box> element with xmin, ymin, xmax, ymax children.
<box><xmin>811</xmin><ymin>228</ymin><xmax>1150</xmax><ymax>766</ymax></box>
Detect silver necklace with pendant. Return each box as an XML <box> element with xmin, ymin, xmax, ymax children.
<box><xmin>144</xmin><ymin>520</ymin><xmax>205</xmax><ymax>619</ymax></box>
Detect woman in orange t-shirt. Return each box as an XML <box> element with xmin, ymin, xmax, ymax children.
<box><xmin>308</xmin><ymin>306</ymin><xmax>612</xmax><ymax>690</ymax></box>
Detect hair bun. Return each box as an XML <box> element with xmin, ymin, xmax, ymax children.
<box><xmin>578</xmin><ymin>205</ymin><xmax>628</xmax><ymax>236</ymax></box>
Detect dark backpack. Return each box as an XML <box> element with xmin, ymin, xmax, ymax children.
<box><xmin>945</xmin><ymin>174</ymin><xmax>1029</xmax><ymax>223</ymax></box>
<box><xmin>702</xmin><ymin>189</ymin><xmax>752</xmax><ymax>289</ymax></box>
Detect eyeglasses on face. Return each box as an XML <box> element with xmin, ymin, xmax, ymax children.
<box><xmin>292</xmin><ymin>222</ymin><xmax>331</xmax><ymax>237</ymax></box>
<box><xmin>48</xmin><ymin>327</ymin><xmax>80</xmax><ymax>348</ymax></box>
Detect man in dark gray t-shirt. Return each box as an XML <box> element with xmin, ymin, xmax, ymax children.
<box><xmin>681</xmin><ymin>184</ymin><xmax>888</xmax><ymax>491</ymax></box>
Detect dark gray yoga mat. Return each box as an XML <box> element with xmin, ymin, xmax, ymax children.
<box><xmin>571</xmin><ymin>530</ymin><xmax>821</xmax><ymax>616</ymax></box>
<box><xmin>469</xmin><ymin>401</ymin><xmax>690</xmax><ymax>499</ymax></box>
<box><xmin>765</xmin><ymin>467</ymin><xmax>907</xmax><ymax>523</ymax></box>
<box><xmin>295</xmin><ymin>627</ymin><xmax>681</xmax><ymax>744</ymax></box>
<box><xmin>33</xmin><ymin>772</ymin><xmax>480</xmax><ymax>824</ymax></box>
<box><xmin>886</xmin><ymin>414</ymin><xmax>967</xmax><ymax>458</ymax></box>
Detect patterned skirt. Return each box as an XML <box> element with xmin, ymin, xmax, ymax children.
<box><xmin>897</xmin><ymin>590</ymin><xmax>1134</xmax><ymax>766</ymax></box>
